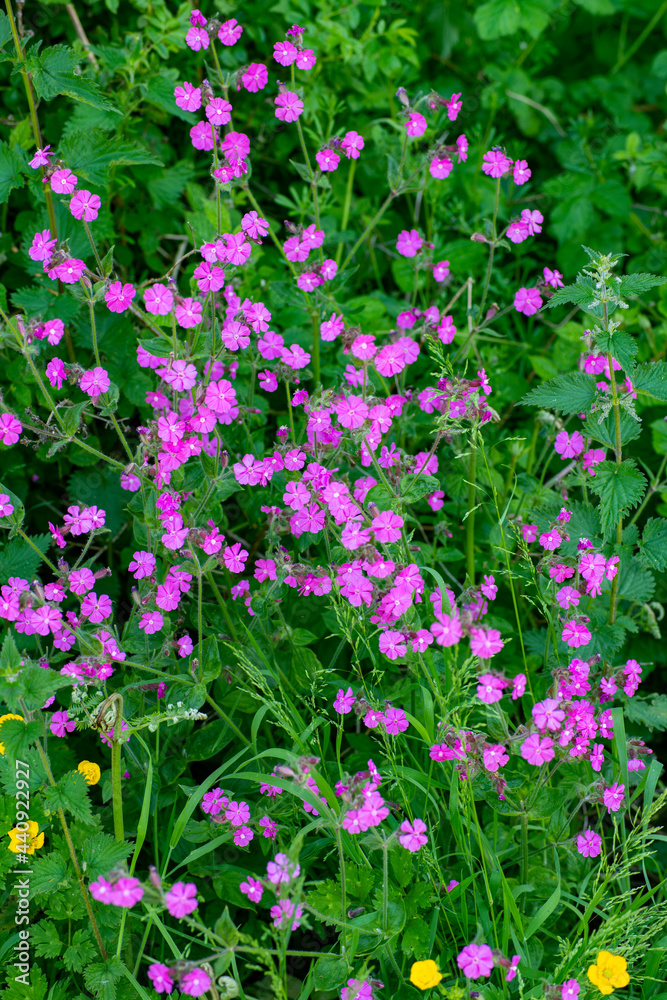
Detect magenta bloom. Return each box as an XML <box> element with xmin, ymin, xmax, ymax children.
<box><xmin>0</xmin><ymin>494</ymin><xmax>14</xmax><ymax>517</ymax></box>
<box><xmin>457</xmin><ymin>943</ymin><xmax>494</xmax><ymax>978</ymax></box>
<box><xmin>513</xmin><ymin>159</ymin><xmax>531</xmax><ymax>184</ymax></box>
<box><xmin>0</xmin><ymin>413</ymin><xmax>23</xmax><ymax>446</ymax></box>
<box><xmin>561</xmin><ymin>619</ymin><xmax>591</xmax><ymax>648</ymax></box>
<box><xmin>180</xmin><ymin>969</ymin><xmax>211</xmax><ymax>997</ymax></box>
<box><xmin>105</xmin><ymin>281</ymin><xmax>136</xmax><ymax>313</ymax></box>
<box><xmin>514</xmin><ymin>287</ymin><xmax>543</xmax><ymax>316</ymax></box>
<box><xmin>316</xmin><ymin>149</ymin><xmax>340</xmax><ymax>171</ymax></box>
<box><xmin>29</xmin><ymin>145</ymin><xmax>54</xmax><ymax>169</ymax></box>
<box><xmin>562</xmin><ymin>980</ymin><xmax>581</xmax><ymax>1000</ymax></box>
<box><xmin>396</xmin><ymin>228</ymin><xmax>423</xmax><ymax>257</ymax></box>
<box><xmin>482</xmin><ymin>150</ymin><xmax>512</xmax><ymax>178</ymax></box>
<box><xmin>398</xmin><ymin>817</ymin><xmax>428</xmax><ymax>852</ymax></box>
<box><xmin>147</xmin><ymin>963</ymin><xmax>174</xmax><ymax>994</ymax></box>
<box><xmin>341</xmin><ymin>131</ymin><xmax>364</xmax><ymax>159</ymax></box>
<box><xmin>174</xmin><ymin>81</ymin><xmax>201</xmax><ymax>111</ymax></box>
<box><xmin>334</xmin><ymin>687</ymin><xmax>355</xmax><ymax>714</ymax></box>
<box><xmin>70</xmin><ymin>189</ymin><xmax>101</xmax><ymax>221</ymax></box>
<box><xmin>371</xmin><ymin>510</ymin><xmax>404</xmax><ymax>543</ymax></box>
<box><xmin>483</xmin><ymin>744</ymin><xmax>508</xmax><ymax>772</ymax></box>
<box><xmin>470</xmin><ymin>627</ymin><xmax>504</xmax><ymax>659</ymax></box>
<box><xmin>54</xmin><ymin>258</ymin><xmax>86</xmax><ymax>283</ymax></box>
<box><xmin>378</xmin><ymin>631</ymin><xmax>407</xmax><ymax>660</ymax></box>
<box><xmin>29</xmin><ymin>228</ymin><xmax>57</xmax><ymax>261</ymax></box>
<box><xmin>218</xmin><ymin>18</ymin><xmax>242</xmax><ymax>44</ymax></box>
<box><xmin>50</xmin><ymin>710</ymin><xmax>77</xmax><ymax>737</ymax></box>
<box><xmin>145</xmin><ymin>284</ymin><xmax>174</xmax><ymax>315</ymax></box>
<box><xmin>50</xmin><ymin>168</ymin><xmax>77</xmax><ymax>193</ymax></box>
<box><xmin>165</xmin><ymin>881</ymin><xmax>198</xmax><ymax>918</ymax></box>
<box><xmin>109</xmin><ymin>876</ymin><xmax>144</xmax><ymax>907</ymax></box>
<box><xmin>555</xmin><ymin>430</ymin><xmax>584</xmax><ymax>458</ymax></box>
<box><xmin>158</xmin><ymin>359</ymin><xmax>197</xmax><ymax>391</ymax></box>
<box><xmin>270</xmin><ymin>899</ymin><xmax>303</xmax><ymax>930</ymax></box>
<box><xmin>241</xmin><ymin>63</ymin><xmax>268</xmax><ymax>92</ymax></box>
<box><xmin>275</xmin><ymin>92</ymin><xmax>304</xmax><ymax>122</ymax></box>
<box><xmin>139</xmin><ymin>610</ymin><xmax>163</xmax><ymax>634</ymax></box>
<box><xmin>384</xmin><ymin>707</ymin><xmax>409</xmax><ymax>735</ymax></box>
<box><xmin>273</xmin><ymin>40</ymin><xmax>298</xmax><ymax>65</ymax></box>
<box><xmin>405</xmin><ymin>112</ymin><xmax>427</xmax><ymax>136</ymax></box>
<box><xmin>576</xmin><ymin>830</ymin><xmax>602</xmax><ymax>858</ymax></box>
<box><xmin>521</xmin><ymin>734</ymin><xmax>555</xmax><ymax>766</ymax></box>
<box><xmin>603</xmin><ymin>782</ymin><xmax>624</xmax><ymax>813</ymax></box>
<box><xmin>79</xmin><ymin>367</ymin><xmax>110</xmax><ymax>398</ymax></box>
<box><xmin>240</xmin><ymin>875</ymin><xmax>264</xmax><ymax>901</ymax></box>
<box><xmin>175</xmin><ymin>298</ymin><xmax>203</xmax><ymax>329</ymax></box>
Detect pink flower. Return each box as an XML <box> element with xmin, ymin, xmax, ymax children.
<box><xmin>273</xmin><ymin>40</ymin><xmax>298</xmax><ymax>65</ymax></box>
<box><xmin>145</xmin><ymin>284</ymin><xmax>173</xmax><ymax>315</ymax></box>
<box><xmin>540</xmin><ymin>529</ymin><xmax>562</xmax><ymax>551</ymax></box>
<box><xmin>206</xmin><ymin>98</ymin><xmax>232</xmax><ymax>126</ymax></box>
<box><xmin>275</xmin><ymin>92</ymin><xmax>304</xmax><ymax>122</ymax></box>
<box><xmin>378</xmin><ymin>631</ymin><xmax>407</xmax><ymax>660</ymax></box>
<box><xmin>603</xmin><ymin>782</ymin><xmax>624</xmax><ymax>813</ymax></box>
<box><xmin>396</xmin><ymin>229</ymin><xmax>423</xmax><ymax>257</ymax></box>
<box><xmin>405</xmin><ymin>112</ymin><xmax>427</xmax><ymax>136</ymax></box>
<box><xmin>316</xmin><ymin>149</ymin><xmax>340</xmax><ymax>171</ymax></box>
<box><xmin>50</xmin><ymin>168</ymin><xmax>77</xmax><ymax>193</ymax></box>
<box><xmin>555</xmin><ymin>430</ymin><xmax>584</xmax><ymax>458</ymax></box>
<box><xmin>532</xmin><ymin>698</ymin><xmax>565</xmax><ymax>732</ymax></box>
<box><xmin>175</xmin><ymin>81</ymin><xmax>201</xmax><ymax>111</ymax></box>
<box><xmin>70</xmin><ymin>189</ymin><xmax>101</xmax><ymax>221</ymax></box>
<box><xmin>483</xmin><ymin>744</ymin><xmax>508</xmax><ymax>772</ymax></box>
<box><xmin>50</xmin><ymin>710</ymin><xmax>77</xmax><ymax>737</ymax></box>
<box><xmin>384</xmin><ymin>707</ymin><xmax>409</xmax><ymax>735</ymax></box>
<box><xmin>457</xmin><ymin>943</ymin><xmax>494</xmax><ymax>978</ymax></box>
<box><xmin>544</xmin><ymin>266</ymin><xmax>564</xmax><ymax>288</ymax></box>
<box><xmin>180</xmin><ymin>969</ymin><xmax>211</xmax><ymax>997</ymax></box>
<box><xmin>105</xmin><ymin>281</ymin><xmax>136</xmax><ymax>313</ymax></box>
<box><xmin>139</xmin><ymin>610</ymin><xmax>163</xmax><ymax>635</ymax></box>
<box><xmin>29</xmin><ymin>145</ymin><xmax>54</xmax><ymax>169</ymax></box>
<box><xmin>521</xmin><ymin>734</ymin><xmax>555</xmax><ymax>766</ymax></box>
<box><xmin>175</xmin><ymin>298</ymin><xmax>202</xmax><ymax>329</ymax></box>
<box><xmin>583</xmin><ymin>448</ymin><xmax>605</xmax><ymax>476</ymax></box>
<box><xmin>241</xmin><ymin>63</ymin><xmax>268</xmax><ymax>92</ymax></box>
<box><xmin>296</xmin><ymin>48</ymin><xmax>317</xmax><ymax>70</ymax></box>
<box><xmin>270</xmin><ymin>899</ymin><xmax>303</xmax><ymax>930</ymax></box>
<box><xmin>240</xmin><ymin>875</ymin><xmax>264</xmax><ymax>901</ymax></box>
<box><xmin>446</xmin><ymin>92</ymin><xmax>462</xmax><ymax>120</ymax></box>
<box><xmin>334</xmin><ymin>687</ymin><xmax>355</xmax><ymax>713</ymax></box>
<box><xmin>514</xmin><ymin>287</ymin><xmax>542</xmax><ymax>316</ymax></box>
<box><xmin>341</xmin><ymin>131</ymin><xmax>364</xmax><ymax>159</ymax></box>
<box><xmin>29</xmin><ymin>228</ymin><xmax>57</xmax><ymax>261</ymax></box>
<box><xmin>476</xmin><ymin>673</ymin><xmax>505</xmax><ymax>704</ymax></box>
<box><xmin>158</xmin><ymin>359</ymin><xmax>197</xmax><ymax>391</ymax></box>
<box><xmin>54</xmin><ymin>258</ymin><xmax>86</xmax><ymax>283</ymax></box>
<box><xmin>430</xmin><ymin>155</ymin><xmax>453</xmax><ymax>179</ymax></box>
<box><xmin>561</xmin><ymin>619</ymin><xmax>591</xmax><ymax>648</ymax></box>
<box><xmin>81</xmin><ymin>593</ymin><xmax>113</xmax><ymax>623</ymax></box>
<box><xmin>165</xmin><ymin>881</ymin><xmax>198</xmax><ymax>918</ymax></box>
<box><xmin>562</xmin><ymin>980</ymin><xmax>580</xmax><ymax>1000</ymax></box>
<box><xmin>0</xmin><ymin>494</ymin><xmax>14</xmax><ymax>517</ymax></box>
<box><xmin>433</xmin><ymin>260</ymin><xmax>450</xmax><ymax>282</ymax></box>
<box><xmin>79</xmin><ymin>367</ymin><xmax>110</xmax><ymax>398</ymax></box>
<box><xmin>521</xmin><ymin>208</ymin><xmax>543</xmax><ymax>234</ymax></box>
<box><xmin>0</xmin><ymin>413</ymin><xmax>23</xmax><ymax>445</ymax></box>
<box><xmin>482</xmin><ymin>150</ymin><xmax>512</xmax><ymax>178</ymax></box>
<box><xmin>513</xmin><ymin>159</ymin><xmax>531</xmax><ymax>184</ymax></box>
<box><xmin>470</xmin><ymin>627</ymin><xmax>504</xmax><ymax>659</ymax></box>
<box><xmin>218</xmin><ymin>18</ymin><xmax>242</xmax><ymax>44</ymax></box>
<box><xmin>147</xmin><ymin>963</ymin><xmax>174</xmax><ymax>994</ymax></box>
<box><xmin>398</xmin><ymin>817</ymin><xmax>428</xmax><ymax>851</ymax></box>
<box><xmin>371</xmin><ymin>510</ymin><xmax>404</xmax><ymax>543</ymax></box>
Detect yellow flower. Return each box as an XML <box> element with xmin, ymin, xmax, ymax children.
<box><xmin>77</xmin><ymin>760</ymin><xmax>101</xmax><ymax>785</ymax></box>
<box><xmin>0</xmin><ymin>714</ymin><xmax>24</xmax><ymax>755</ymax></box>
<box><xmin>410</xmin><ymin>960</ymin><xmax>443</xmax><ymax>991</ymax></box>
<box><xmin>7</xmin><ymin>821</ymin><xmax>44</xmax><ymax>854</ymax></box>
<box><xmin>587</xmin><ymin>952</ymin><xmax>630</xmax><ymax>995</ymax></box>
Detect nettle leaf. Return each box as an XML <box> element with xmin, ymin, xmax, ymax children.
<box><xmin>521</xmin><ymin>372</ymin><xmax>596</xmax><ymax>414</ymax></box>
<box><xmin>619</xmin><ymin>273</ymin><xmax>667</xmax><ymax>296</ymax></box>
<box><xmin>0</xmin><ymin>533</ymin><xmax>51</xmax><ymax>579</ymax></box>
<box><xmin>631</xmin><ymin>361</ymin><xmax>667</xmax><ymax>402</ymax></box>
<box><xmin>44</xmin><ymin>770</ymin><xmax>93</xmax><ymax>824</ymax></box>
<box><xmin>639</xmin><ymin>518</ymin><xmax>667</xmax><ymax>572</ymax></box>
<box><xmin>0</xmin><ymin>630</ymin><xmax>21</xmax><ymax>671</ymax></box>
<box><xmin>617</xmin><ymin>558</ymin><xmax>655</xmax><ymax>603</ymax></box>
<box><xmin>587</xmin><ymin>460</ymin><xmax>646</xmax><ymax>536</ymax></box>
<box><xmin>0</xmin><ymin>139</ymin><xmax>26</xmax><ymax>203</ymax></box>
<box><xmin>583</xmin><ymin>410</ymin><xmax>641</xmax><ymax>449</ymax></box>
<box><xmin>1</xmin><ymin>664</ymin><xmax>73</xmax><ymax>713</ymax></box>
<box><xmin>29</xmin><ymin>851</ymin><xmax>70</xmax><ymax>898</ymax></box>
<box><xmin>83</xmin><ymin>958</ymin><xmax>125</xmax><ymax>1000</ymax></box>
<box><xmin>544</xmin><ymin>275</ymin><xmax>596</xmax><ymax>310</ymax></box>
<box><xmin>650</xmin><ymin>417</ymin><xmax>667</xmax><ymax>455</ymax></box>
<box><xmin>82</xmin><ymin>832</ymin><xmax>134</xmax><ymax>880</ymax></box>
<box><xmin>595</xmin><ymin>330</ymin><xmax>637</xmax><ymax>373</ymax></box>
<box><xmin>29</xmin><ymin>46</ymin><xmax>119</xmax><ymax>113</ymax></box>
<box><xmin>623</xmin><ymin>694</ymin><xmax>667</xmax><ymax>732</ymax></box>
<box><xmin>59</xmin><ymin>131</ymin><xmax>162</xmax><ymax>187</ymax></box>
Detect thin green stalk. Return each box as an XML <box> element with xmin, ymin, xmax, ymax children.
<box><xmin>205</xmin><ymin>569</ymin><xmax>239</xmax><ymax>642</ymax></box>
<box><xmin>477</xmin><ymin>175</ymin><xmax>501</xmax><ymax>323</ymax></box>
<box><xmin>16</xmin><ymin>527</ymin><xmax>59</xmax><ymax>574</ymax></box>
<box><xmin>285</xmin><ymin>380</ymin><xmax>297</xmax><ymax>441</ymax></box>
<box><xmin>606</xmin><ymin>343</ymin><xmax>623</xmax><ymax>625</ymax></box>
<box><xmin>612</xmin><ymin>0</ymin><xmax>667</xmax><ymax>72</ymax></box>
<box><xmin>335</xmin><ymin>157</ymin><xmax>356</xmax><ymax>266</ymax></box>
<box><xmin>108</xmin><ymin>694</ymin><xmax>125</xmax><ymax>841</ymax></box>
<box><xmin>335</xmin><ymin>826</ymin><xmax>348</xmax><ymax>954</ymax></box>
<box><xmin>83</xmin><ymin>220</ymin><xmax>104</xmax><ymax>273</ymax></box>
<box><xmin>466</xmin><ymin>434</ymin><xmax>477</xmax><ymax>585</ymax></box>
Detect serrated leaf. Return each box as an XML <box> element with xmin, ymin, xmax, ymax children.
<box><xmin>0</xmin><ymin>480</ymin><xmax>25</xmax><ymax>535</ymax></box>
<box><xmin>32</xmin><ymin>919</ymin><xmax>64</xmax><ymax>959</ymax></box>
<box><xmin>1</xmin><ymin>664</ymin><xmax>72</xmax><ymax>713</ymax></box>
<box><xmin>595</xmin><ymin>330</ymin><xmax>637</xmax><ymax>373</ymax></box>
<box><xmin>521</xmin><ymin>371</ymin><xmax>596</xmax><ymax>413</ymax></box>
<box><xmin>639</xmin><ymin>518</ymin><xmax>667</xmax><ymax>571</ymax></box>
<box><xmin>587</xmin><ymin>460</ymin><xmax>646</xmax><ymax>536</ymax></box>
<box><xmin>30</xmin><ymin>46</ymin><xmax>119</xmax><ymax>113</ymax></box>
<box><xmin>29</xmin><ymin>851</ymin><xmax>70</xmax><ymax>898</ymax></box>
<box><xmin>619</xmin><ymin>273</ymin><xmax>667</xmax><ymax>296</ymax></box>
<box><xmin>63</xmin><ymin>928</ymin><xmax>97</xmax><ymax>973</ymax></box>
<box><xmin>544</xmin><ymin>275</ymin><xmax>596</xmax><ymax>310</ymax></box>
<box><xmin>0</xmin><ymin>718</ymin><xmax>40</xmax><ymax>758</ymax></box>
<box><xmin>582</xmin><ymin>410</ymin><xmax>640</xmax><ymax>449</ymax></box>
<box><xmin>82</xmin><ymin>832</ymin><xmax>134</xmax><ymax>880</ymax></box>
<box><xmin>43</xmin><ymin>770</ymin><xmax>93</xmax><ymax>824</ymax></box>
<box><xmin>312</xmin><ymin>956</ymin><xmax>349</xmax><ymax>990</ymax></box>
<box><xmin>83</xmin><ymin>958</ymin><xmax>125</xmax><ymax>1000</ymax></box>
<box><xmin>631</xmin><ymin>361</ymin><xmax>667</xmax><ymax>402</ymax></box>
<box><xmin>62</xmin><ymin>400</ymin><xmax>89</xmax><ymax>437</ymax></box>
<box><xmin>617</xmin><ymin>558</ymin><xmax>655</xmax><ymax>603</ymax></box>
<box><xmin>59</xmin><ymin>130</ymin><xmax>161</xmax><ymax>187</ymax></box>
<box><xmin>0</xmin><ymin>629</ymin><xmax>21</xmax><ymax>670</ymax></box>
<box><xmin>0</xmin><ymin>533</ymin><xmax>51</xmax><ymax>579</ymax></box>
<box><xmin>0</xmin><ymin>139</ymin><xmax>25</xmax><ymax>203</ymax></box>
<box><xmin>400</xmin><ymin>472</ymin><xmax>440</xmax><ymax>504</ymax></box>
<box><xmin>623</xmin><ymin>694</ymin><xmax>667</xmax><ymax>732</ymax></box>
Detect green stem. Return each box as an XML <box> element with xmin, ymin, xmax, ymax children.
<box><xmin>335</xmin><ymin>157</ymin><xmax>356</xmax><ymax>267</ymax></box>
<box><xmin>17</xmin><ymin>527</ymin><xmax>59</xmax><ymax>574</ymax></box>
<box><xmin>466</xmin><ymin>434</ymin><xmax>477</xmax><ymax>585</ymax></box>
<box><xmin>205</xmin><ymin>570</ymin><xmax>239</xmax><ymax>642</ymax></box>
<box><xmin>477</xmin><ymin>175</ymin><xmax>501</xmax><ymax>323</ymax></box>
<box><xmin>520</xmin><ymin>813</ymin><xmax>529</xmax><ymax>888</ymax></box>
<box><xmin>612</xmin><ymin>0</ymin><xmax>667</xmax><ymax>72</ymax></box>
<box><xmin>83</xmin><ymin>220</ymin><xmax>104</xmax><ymax>273</ymax></box>
<box><xmin>606</xmin><ymin>344</ymin><xmax>623</xmax><ymax>625</ymax></box>
<box><xmin>336</xmin><ymin>826</ymin><xmax>347</xmax><ymax>954</ymax></box>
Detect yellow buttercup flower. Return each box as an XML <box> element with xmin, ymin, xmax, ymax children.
<box><xmin>77</xmin><ymin>760</ymin><xmax>101</xmax><ymax>785</ymax></box>
<box><xmin>7</xmin><ymin>821</ymin><xmax>44</xmax><ymax>854</ymax></box>
<box><xmin>587</xmin><ymin>951</ymin><xmax>630</xmax><ymax>995</ymax></box>
<box><xmin>0</xmin><ymin>714</ymin><xmax>24</xmax><ymax>755</ymax></box>
<box><xmin>410</xmin><ymin>960</ymin><xmax>443</xmax><ymax>991</ymax></box>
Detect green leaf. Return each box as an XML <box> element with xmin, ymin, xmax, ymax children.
<box><xmin>43</xmin><ymin>770</ymin><xmax>93</xmax><ymax>824</ymax></box>
<box><xmin>650</xmin><ymin>418</ymin><xmax>667</xmax><ymax>456</ymax></box>
<box><xmin>63</xmin><ymin>928</ymin><xmax>97</xmax><ymax>973</ymax></box>
<box><xmin>0</xmin><ymin>480</ymin><xmax>25</xmax><ymax>536</ymax></box>
<box><xmin>59</xmin><ymin>131</ymin><xmax>162</xmax><ymax>187</ymax></box>
<box><xmin>639</xmin><ymin>518</ymin><xmax>667</xmax><ymax>572</ymax></box>
<box><xmin>525</xmin><ymin>881</ymin><xmax>561</xmax><ymax>939</ymax></box>
<box><xmin>402</xmin><ymin>917</ymin><xmax>432</xmax><ymax>956</ymax></box>
<box><xmin>588</xmin><ymin>460</ymin><xmax>646</xmax><ymax>536</ymax></box>
<box><xmin>631</xmin><ymin>361</ymin><xmax>667</xmax><ymax>402</ymax></box>
<box><xmin>617</xmin><ymin>558</ymin><xmax>655</xmax><ymax>603</ymax></box>
<box><xmin>1</xmin><ymin>664</ymin><xmax>72</xmax><ymax>713</ymax></box>
<box><xmin>0</xmin><ymin>718</ymin><xmax>40</xmax><ymax>758</ymax></box>
<box><xmin>0</xmin><ymin>10</ymin><xmax>12</xmax><ymax>49</ymax></box>
<box><xmin>619</xmin><ymin>273</ymin><xmax>667</xmax><ymax>296</ymax></box>
<box><xmin>521</xmin><ymin>372</ymin><xmax>596</xmax><ymax>414</ymax></box>
<box><xmin>582</xmin><ymin>410</ymin><xmax>641</xmax><ymax>449</ymax></box>
<box><xmin>544</xmin><ymin>275</ymin><xmax>596</xmax><ymax>310</ymax></box>
<box><xmin>623</xmin><ymin>694</ymin><xmax>667</xmax><ymax>732</ymax></box>
<box><xmin>30</xmin><ymin>46</ymin><xmax>119</xmax><ymax>113</ymax></box>
<box><xmin>0</xmin><ymin>533</ymin><xmax>51</xmax><ymax>579</ymax></box>
<box><xmin>0</xmin><ymin>629</ymin><xmax>21</xmax><ymax>671</ymax></box>
<box><xmin>591</xmin><ymin>181</ymin><xmax>632</xmax><ymax>218</ymax></box>
<box><xmin>147</xmin><ymin>160</ymin><xmax>195</xmax><ymax>211</ymax></box>
<box><xmin>29</xmin><ymin>851</ymin><xmax>70</xmax><ymax>898</ymax></box>
<box><xmin>82</xmin><ymin>833</ymin><xmax>134</xmax><ymax>880</ymax></box>
<box><xmin>187</xmin><ymin>719</ymin><xmax>234</xmax><ymax>760</ymax></box>
<box><xmin>62</xmin><ymin>400</ymin><xmax>89</xmax><ymax>437</ymax></box>
<box><xmin>83</xmin><ymin>958</ymin><xmax>126</xmax><ymax>1000</ymax></box>
<box><xmin>32</xmin><ymin>919</ymin><xmax>64</xmax><ymax>959</ymax></box>
<box><xmin>0</xmin><ymin>140</ymin><xmax>25</xmax><ymax>203</ymax></box>
<box><xmin>400</xmin><ymin>473</ymin><xmax>440</xmax><ymax>504</ymax></box>
<box><xmin>312</xmin><ymin>956</ymin><xmax>349</xmax><ymax>990</ymax></box>
<box><xmin>595</xmin><ymin>330</ymin><xmax>637</xmax><ymax>373</ymax></box>
<box><xmin>474</xmin><ymin>0</ymin><xmax>521</xmax><ymax>39</ymax></box>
